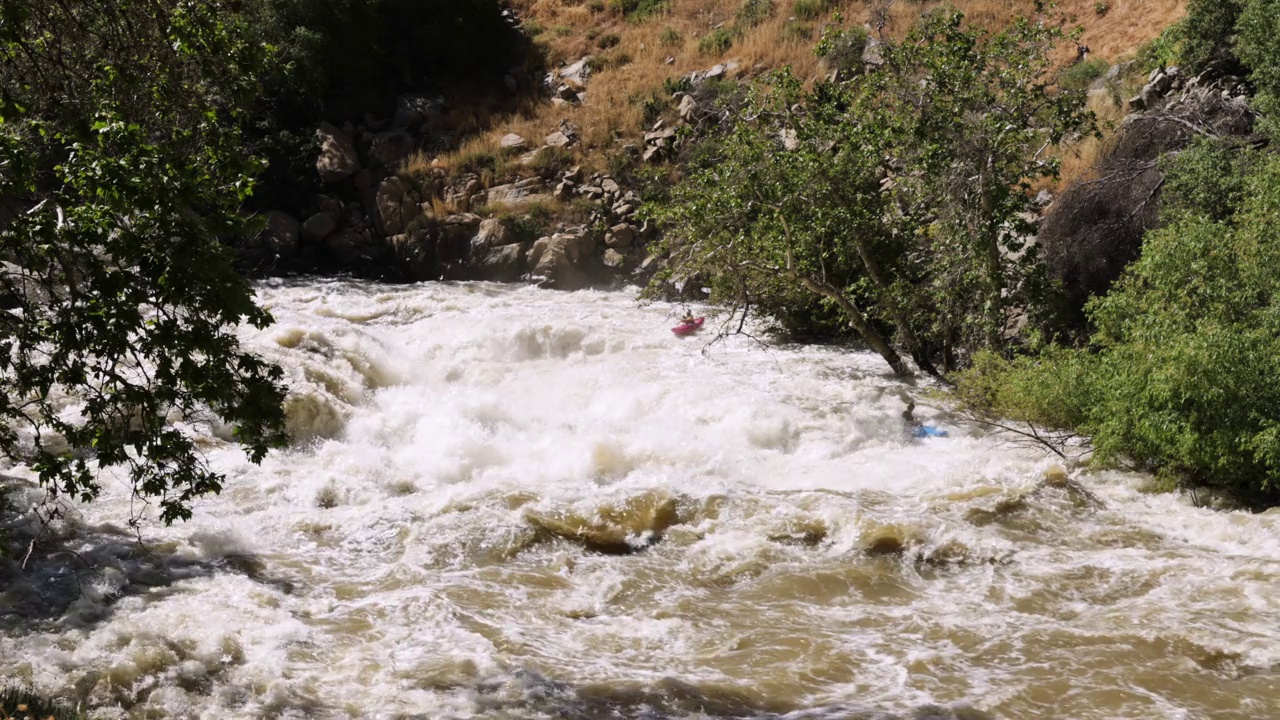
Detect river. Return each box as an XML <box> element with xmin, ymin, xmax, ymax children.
<box><xmin>0</xmin><ymin>280</ymin><xmax>1277</xmax><ymax>719</ymax></box>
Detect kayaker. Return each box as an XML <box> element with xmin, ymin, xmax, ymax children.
<box><xmin>680</xmin><ymin>311</ymin><xmax>696</xmax><ymax>325</ymax></box>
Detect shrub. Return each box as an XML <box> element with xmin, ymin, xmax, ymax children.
<box><xmin>1094</xmin><ymin>1</ymin><xmax>1110</xmax><ymax>15</ymax></box>
<box><xmin>527</xmin><ymin>146</ymin><xmax>576</xmax><ymax>177</ymax></box>
<box><xmin>815</xmin><ymin>25</ymin><xmax>869</xmax><ymax>74</ymax></box>
<box><xmin>958</xmin><ymin>150</ymin><xmax>1280</xmax><ymax>501</ymax></box>
<box><xmin>1235</xmin><ymin>0</ymin><xmax>1280</xmax><ymax>138</ymax></box>
<box><xmin>736</xmin><ymin>0</ymin><xmax>775</xmax><ymax>29</ymax></box>
<box><xmin>1059</xmin><ymin>58</ymin><xmax>1110</xmax><ymax>91</ymax></box>
<box><xmin>607</xmin><ymin>0</ymin><xmax>668</xmax><ymax>19</ymax></box>
<box><xmin>793</xmin><ymin>0</ymin><xmax>829</xmax><ymax>21</ymax></box>
<box><xmin>597</xmin><ymin>32</ymin><xmax>622</xmax><ymax>49</ymax></box>
<box><xmin>781</xmin><ymin>20</ymin><xmax>814</xmax><ymax>43</ymax></box>
<box><xmin>660</xmin><ymin>27</ymin><xmax>682</xmax><ymax>47</ymax></box>
<box><xmin>699</xmin><ymin>28</ymin><xmax>735</xmax><ymax>55</ymax></box>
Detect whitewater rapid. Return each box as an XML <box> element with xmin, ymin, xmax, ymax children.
<box><xmin>0</xmin><ymin>280</ymin><xmax>1277</xmax><ymax>719</ymax></box>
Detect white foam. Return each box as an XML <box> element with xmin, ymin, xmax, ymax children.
<box><xmin>3</xmin><ymin>281</ymin><xmax>1276</xmax><ymax>719</ymax></box>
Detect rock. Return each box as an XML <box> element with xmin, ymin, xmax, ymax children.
<box><xmin>530</xmin><ymin>231</ymin><xmax>597</xmax><ymax>290</ymax></box>
<box><xmin>476</xmin><ymin>218</ymin><xmax>518</xmax><ymax>249</ymax></box>
<box><xmin>544</xmin><ymin>131</ymin><xmax>574</xmax><ymax>148</ymax></box>
<box><xmin>262</xmin><ymin>211</ymin><xmax>300</xmax><ymax>258</ymax></box>
<box><xmin>602</xmin><ymin>248</ymin><xmax>628</xmax><ymax>269</ymax></box>
<box><xmin>369</xmin><ymin>130</ymin><xmax>415</xmax><ymax>167</ymax></box>
<box><xmin>440</xmin><ymin>213</ymin><xmax>482</xmax><ymax>245</ymax></box>
<box><xmin>678</xmin><ymin>94</ymin><xmax>699</xmax><ymax>121</ymax></box>
<box><xmin>478</xmin><ymin>242</ymin><xmax>528</xmax><ymax>282</ymax></box>
<box><xmin>554</xmin><ymin>181</ymin><xmax>574</xmax><ymax>200</ymax></box>
<box><xmin>388</xmin><ymin>230</ymin><xmax>435</xmax><ymax>281</ymax></box>
<box><xmin>374</xmin><ymin>177</ymin><xmax>417</xmax><ymax>235</ymax></box>
<box><xmin>353</xmin><ymin>169</ymin><xmax>374</xmax><ymax>191</ymax></box>
<box><xmin>1128</xmin><ymin>94</ymin><xmax>1146</xmax><ymax>111</ymax></box>
<box><xmin>558</xmin><ymin>57</ymin><xmax>592</xmax><ymax>86</ymax></box>
<box><xmin>326</xmin><ymin>228</ymin><xmax>380</xmax><ymax>265</ymax></box>
<box><xmin>704</xmin><ymin>63</ymin><xmax>726</xmax><ymax>81</ymax></box>
<box><xmin>394</xmin><ymin>93</ymin><xmax>442</xmax><ymax>128</ymax></box>
<box><xmin>500</xmin><ymin>133</ymin><xmax>528</xmax><ymax>150</ymax></box>
<box><xmin>301</xmin><ymin>211</ymin><xmax>337</xmax><ymax>244</ymax></box>
<box><xmin>642</xmin><ymin>145</ymin><xmax>664</xmax><ymax>163</ymax></box>
<box><xmin>614</xmin><ymin>203</ymin><xmax>635</xmax><ymax>217</ymax></box>
<box><xmin>605</xmin><ymin>223</ymin><xmax>635</xmax><ymax>248</ymax></box>
<box><xmin>601</xmin><ymin>178</ymin><xmax>620</xmax><ymax>194</ymax></box>
<box><xmin>315</xmin><ymin>123</ymin><xmax>359</xmax><ymax>182</ymax></box>
<box><xmin>780</xmin><ymin>128</ymin><xmax>799</xmax><ymax>151</ymax></box>
<box><xmin>863</xmin><ymin>37</ymin><xmax>886</xmax><ymax>66</ymax></box>
<box><xmin>563</xmin><ymin>166</ymin><xmax>584</xmax><ymax>182</ymax></box>
<box><xmin>644</xmin><ymin>127</ymin><xmax>677</xmax><ymax>145</ymax></box>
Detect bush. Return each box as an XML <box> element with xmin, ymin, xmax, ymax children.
<box><xmin>607</xmin><ymin>0</ymin><xmax>668</xmax><ymax>19</ymax></box>
<box><xmin>815</xmin><ymin>26</ymin><xmax>869</xmax><ymax>74</ymax></box>
<box><xmin>1059</xmin><ymin>58</ymin><xmax>1110</xmax><ymax>91</ymax></box>
<box><xmin>699</xmin><ymin>28</ymin><xmax>736</xmax><ymax>55</ymax></box>
<box><xmin>597</xmin><ymin>32</ymin><xmax>622</xmax><ymax>49</ymax></box>
<box><xmin>1236</xmin><ymin>0</ymin><xmax>1280</xmax><ymax>138</ymax></box>
<box><xmin>660</xmin><ymin>27</ymin><xmax>682</xmax><ymax>47</ymax></box>
<box><xmin>959</xmin><ymin>151</ymin><xmax>1280</xmax><ymax>501</ymax></box>
<box><xmin>736</xmin><ymin>0</ymin><xmax>775</xmax><ymax>29</ymax></box>
<box><xmin>793</xmin><ymin>0</ymin><xmax>830</xmax><ymax>21</ymax></box>
<box><xmin>781</xmin><ymin>20</ymin><xmax>814</xmax><ymax>43</ymax></box>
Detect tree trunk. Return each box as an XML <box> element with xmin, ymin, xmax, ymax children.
<box><xmin>850</xmin><ymin>234</ymin><xmax>940</xmax><ymax>378</ymax></box>
<box><xmin>791</xmin><ymin>272</ymin><xmax>912</xmax><ymax>377</ymax></box>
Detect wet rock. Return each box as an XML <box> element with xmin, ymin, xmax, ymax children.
<box><xmin>601</xmin><ymin>248</ymin><xmax>628</xmax><ymax>269</ymax></box>
<box><xmin>477</xmin><ymin>242</ymin><xmax>529</xmax><ymax>282</ymax></box>
<box><xmin>530</xmin><ymin>230</ymin><xmax>597</xmax><ymax>290</ymax></box>
<box><xmin>524</xmin><ymin>491</ymin><xmax>679</xmax><ymax>554</ymax></box>
<box><xmin>326</xmin><ymin>228</ymin><xmax>381</xmax><ymax>265</ymax></box>
<box><xmin>314</xmin><ymin>122</ymin><xmax>359</xmax><ymax>182</ymax></box>
<box><xmin>440</xmin><ymin>213</ymin><xmax>483</xmax><ymax>245</ymax></box>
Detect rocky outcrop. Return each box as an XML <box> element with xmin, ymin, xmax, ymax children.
<box><xmin>315</xmin><ymin>123</ymin><xmax>360</xmax><ymax>182</ymax></box>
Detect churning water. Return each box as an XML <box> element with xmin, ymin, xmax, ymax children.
<box><xmin>0</xmin><ymin>280</ymin><xmax>1277</xmax><ymax>719</ymax></box>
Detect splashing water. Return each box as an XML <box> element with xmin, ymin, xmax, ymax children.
<box><xmin>1</xmin><ymin>280</ymin><xmax>1277</xmax><ymax>719</ymax></box>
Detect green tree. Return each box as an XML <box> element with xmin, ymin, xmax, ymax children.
<box><xmin>0</xmin><ymin>0</ymin><xmax>288</xmax><ymax>524</ymax></box>
<box><xmin>646</xmin><ymin>11</ymin><xmax>1093</xmax><ymax>375</ymax></box>
<box><xmin>955</xmin><ymin>142</ymin><xmax>1280</xmax><ymax>499</ymax></box>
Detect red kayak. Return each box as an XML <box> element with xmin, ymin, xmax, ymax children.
<box><xmin>672</xmin><ymin>317</ymin><xmax>705</xmax><ymax>336</ymax></box>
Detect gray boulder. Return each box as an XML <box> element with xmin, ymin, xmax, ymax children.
<box><xmin>477</xmin><ymin>242</ymin><xmax>529</xmax><ymax>282</ymax></box>
<box><xmin>605</xmin><ymin>223</ymin><xmax>635</xmax><ymax>248</ymax></box>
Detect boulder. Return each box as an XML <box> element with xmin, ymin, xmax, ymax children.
<box><xmin>605</xmin><ymin>223</ymin><xmax>635</xmax><ymax>248</ymax></box>
<box><xmin>529</xmin><ymin>231</ymin><xmax>597</xmax><ymax>290</ymax></box>
<box><xmin>477</xmin><ymin>242</ymin><xmax>529</xmax><ymax>282</ymax></box>
<box><xmin>440</xmin><ymin>213</ymin><xmax>483</xmax><ymax>246</ymax></box>
<box><xmin>500</xmin><ymin>133</ymin><xmax>528</xmax><ymax>150</ymax></box>
<box><xmin>678</xmin><ymin>94</ymin><xmax>699</xmax><ymax>121</ymax></box>
<box><xmin>315</xmin><ymin>123</ymin><xmax>359</xmax><ymax>182</ymax></box>
<box><xmin>544</xmin><ymin>131</ymin><xmax>575</xmax><ymax>148</ymax></box>
<box><xmin>601</xmin><ymin>178</ymin><xmax>620</xmax><ymax>194</ymax></box>
<box><xmin>601</xmin><ymin>248</ymin><xmax>629</xmax><ymax>270</ymax></box>
<box><xmin>388</xmin><ymin>230</ymin><xmax>435</xmax><ymax>281</ymax></box>
<box><xmin>262</xmin><ymin>211</ymin><xmax>300</xmax><ymax>258</ymax></box>
<box><xmin>373</xmin><ymin>176</ymin><xmax>419</xmax><ymax>235</ymax></box>
<box><xmin>369</xmin><ymin>130</ymin><xmax>415</xmax><ymax>167</ymax></box>
<box><xmin>326</xmin><ymin>228</ymin><xmax>381</xmax><ymax>265</ymax></box>
<box><xmin>301</xmin><ymin>211</ymin><xmax>337</xmax><ymax>244</ymax></box>
<box><xmin>475</xmin><ymin>217</ymin><xmax>517</xmax><ymax>249</ymax></box>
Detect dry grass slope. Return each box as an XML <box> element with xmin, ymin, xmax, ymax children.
<box><xmin>417</xmin><ymin>0</ymin><xmax>1186</xmax><ymax>185</ymax></box>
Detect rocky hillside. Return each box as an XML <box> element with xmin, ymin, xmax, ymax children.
<box><xmin>240</xmin><ymin>0</ymin><xmax>1191</xmax><ymax>290</ymax></box>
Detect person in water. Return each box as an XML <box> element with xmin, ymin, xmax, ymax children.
<box><xmin>680</xmin><ymin>311</ymin><xmax>696</xmax><ymax>325</ymax></box>
<box><xmin>903</xmin><ymin>399</ymin><xmax>948</xmax><ymax>438</ymax></box>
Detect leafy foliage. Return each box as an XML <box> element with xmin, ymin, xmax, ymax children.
<box><xmin>956</xmin><ymin>145</ymin><xmax>1280</xmax><ymax>499</ymax></box>
<box><xmin>648</xmin><ymin>11</ymin><xmax>1094</xmax><ymax>376</ymax></box>
<box><xmin>0</xmin><ymin>0</ymin><xmax>288</xmax><ymax>524</ymax></box>
<box><xmin>1235</xmin><ymin>0</ymin><xmax>1280</xmax><ymax>138</ymax></box>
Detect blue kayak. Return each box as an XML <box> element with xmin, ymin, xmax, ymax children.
<box><xmin>913</xmin><ymin>425</ymin><xmax>949</xmax><ymax>438</ymax></box>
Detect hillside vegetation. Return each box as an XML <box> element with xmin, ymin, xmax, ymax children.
<box><xmin>430</xmin><ymin>0</ymin><xmax>1185</xmax><ymax>174</ymax></box>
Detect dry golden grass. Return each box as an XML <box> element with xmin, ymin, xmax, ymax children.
<box><xmin>420</xmin><ymin>0</ymin><xmax>1187</xmax><ymax>185</ymax></box>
